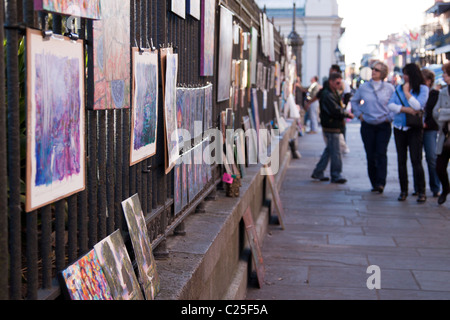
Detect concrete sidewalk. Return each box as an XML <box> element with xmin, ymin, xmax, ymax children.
<box><xmin>246</xmin><ymin>122</ymin><xmax>450</xmax><ymax>300</ymax></box>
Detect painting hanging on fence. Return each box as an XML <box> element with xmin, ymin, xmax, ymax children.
<box><xmin>187</xmin><ymin>0</ymin><xmax>200</xmax><ymax>20</ymax></box>
<box><xmin>93</xmin><ymin>0</ymin><xmax>130</xmax><ymax>110</ymax></box>
<box><xmin>163</xmin><ymin>52</ymin><xmax>180</xmax><ymax>174</ymax></box>
<box><xmin>94</xmin><ymin>230</ymin><xmax>144</xmax><ymax>300</ymax></box>
<box><xmin>174</xmin><ymin>163</ymin><xmax>182</xmax><ymax>216</ymax></box>
<box><xmin>26</xmin><ymin>28</ymin><xmax>85</xmax><ymax>213</ymax></box>
<box><xmin>200</xmin><ymin>0</ymin><xmax>215</xmax><ymax>76</ymax></box>
<box><xmin>181</xmin><ymin>161</ymin><xmax>188</xmax><ymax>209</ymax></box>
<box><xmin>217</xmin><ymin>5</ymin><xmax>233</xmax><ymax>102</ymax></box>
<box><xmin>60</xmin><ymin>249</ymin><xmax>113</xmax><ymax>300</ymax></box>
<box><xmin>130</xmin><ymin>48</ymin><xmax>158</xmax><ymax>166</ymax></box>
<box><xmin>249</xmin><ymin>27</ymin><xmax>258</xmax><ymax>85</ymax></box>
<box><xmin>171</xmin><ymin>0</ymin><xmax>186</xmax><ymax>19</ymax></box>
<box><xmin>122</xmin><ymin>194</ymin><xmax>160</xmax><ymax>300</ymax></box>
<box><xmin>34</xmin><ymin>0</ymin><xmax>101</xmax><ymax>19</ymax></box>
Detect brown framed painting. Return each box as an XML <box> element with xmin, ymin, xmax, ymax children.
<box><xmin>263</xmin><ymin>165</ymin><xmax>285</xmax><ymax>230</ymax></box>
<box><xmin>26</xmin><ymin>28</ymin><xmax>86</xmax><ymax>212</ymax></box>
<box><xmin>243</xmin><ymin>206</ymin><xmax>265</xmax><ymax>288</ymax></box>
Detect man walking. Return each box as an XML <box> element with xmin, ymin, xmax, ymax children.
<box><xmin>311</xmin><ymin>72</ymin><xmax>354</xmax><ymax>184</ymax></box>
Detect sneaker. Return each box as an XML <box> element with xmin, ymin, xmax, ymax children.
<box><xmin>311</xmin><ymin>174</ymin><xmax>330</xmax><ymax>182</ymax></box>
<box><xmin>332</xmin><ymin>178</ymin><xmax>347</xmax><ymax>184</ymax></box>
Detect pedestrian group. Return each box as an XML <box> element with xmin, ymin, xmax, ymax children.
<box><xmin>305</xmin><ymin>62</ymin><xmax>450</xmax><ymax>205</ymax></box>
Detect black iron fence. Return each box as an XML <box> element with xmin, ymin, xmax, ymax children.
<box><xmin>0</xmin><ymin>0</ymin><xmax>284</xmax><ymax>300</ymax></box>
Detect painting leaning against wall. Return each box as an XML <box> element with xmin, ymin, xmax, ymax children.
<box><xmin>26</xmin><ymin>28</ymin><xmax>86</xmax><ymax>212</ymax></box>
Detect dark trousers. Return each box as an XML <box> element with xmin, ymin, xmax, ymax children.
<box><xmin>393</xmin><ymin>128</ymin><xmax>426</xmax><ymax>194</ymax></box>
<box><xmin>436</xmin><ymin>148</ymin><xmax>450</xmax><ymax>195</ymax></box>
<box><xmin>360</xmin><ymin>121</ymin><xmax>392</xmax><ymax>188</ymax></box>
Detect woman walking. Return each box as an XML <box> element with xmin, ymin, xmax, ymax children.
<box><xmin>433</xmin><ymin>63</ymin><xmax>450</xmax><ymax>205</ymax></box>
<box><xmin>388</xmin><ymin>63</ymin><xmax>429</xmax><ymax>203</ymax></box>
<box><xmin>351</xmin><ymin>61</ymin><xmax>395</xmax><ymax>193</ymax></box>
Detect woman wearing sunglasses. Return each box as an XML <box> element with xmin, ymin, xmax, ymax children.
<box><xmin>351</xmin><ymin>62</ymin><xmax>395</xmax><ymax>194</ymax></box>
<box><xmin>388</xmin><ymin>63</ymin><xmax>429</xmax><ymax>203</ymax></box>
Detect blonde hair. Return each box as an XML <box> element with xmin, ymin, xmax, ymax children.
<box><xmin>373</xmin><ymin>61</ymin><xmax>389</xmax><ymax>80</ymax></box>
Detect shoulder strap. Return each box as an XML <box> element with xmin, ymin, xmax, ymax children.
<box><xmin>395</xmin><ymin>87</ymin><xmax>406</xmax><ymax>107</ymax></box>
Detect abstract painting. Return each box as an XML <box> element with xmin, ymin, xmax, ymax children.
<box><xmin>181</xmin><ymin>162</ymin><xmax>188</xmax><ymax>209</ymax></box>
<box><xmin>217</xmin><ymin>6</ymin><xmax>233</xmax><ymax>102</ymax></box>
<box><xmin>187</xmin><ymin>0</ymin><xmax>200</xmax><ymax>20</ymax></box>
<box><xmin>189</xmin><ymin>88</ymin><xmax>196</xmax><ymax>138</ymax></box>
<box><xmin>94</xmin><ymin>230</ymin><xmax>144</xmax><ymax>300</ymax></box>
<box><xmin>130</xmin><ymin>48</ymin><xmax>158</xmax><ymax>165</ymax></box>
<box><xmin>200</xmin><ymin>0</ymin><xmax>215</xmax><ymax>76</ymax></box>
<box><xmin>176</xmin><ymin>87</ymin><xmax>187</xmax><ymax>153</ymax></box>
<box><xmin>164</xmin><ymin>52</ymin><xmax>180</xmax><ymax>173</ymax></box>
<box><xmin>26</xmin><ymin>28</ymin><xmax>85</xmax><ymax>212</ymax></box>
<box><xmin>187</xmin><ymin>150</ymin><xmax>195</xmax><ymax>202</ymax></box>
<box><xmin>93</xmin><ymin>0</ymin><xmax>130</xmax><ymax>110</ymax></box>
<box><xmin>171</xmin><ymin>0</ymin><xmax>186</xmax><ymax>19</ymax></box>
<box><xmin>60</xmin><ymin>249</ymin><xmax>113</xmax><ymax>300</ymax></box>
<box><xmin>122</xmin><ymin>194</ymin><xmax>160</xmax><ymax>300</ymax></box>
<box><xmin>195</xmin><ymin>87</ymin><xmax>204</xmax><ymax>139</ymax></box>
<box><xmin>34</xmin><ymin>0</ymin><xmax>101</xmax><ymax>19</ymax></box>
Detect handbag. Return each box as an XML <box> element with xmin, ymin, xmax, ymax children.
<box><xmin>443</xmin><ymin>122</ymin><xmax>450</xmax><ymax>152</ymax></box>
<box><xmin>395</xmin><ymin>89</ymin><xmax>424</xmax><ymax>129</ymax></box>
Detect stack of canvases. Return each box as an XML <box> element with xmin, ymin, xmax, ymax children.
<box><xmin>59</xmin><ymin>194</ymin><xmax>159</xmax><ymax>300</ymax></box>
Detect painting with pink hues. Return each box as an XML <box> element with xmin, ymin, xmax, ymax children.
<box><xmin>34</xmin><ymin>0</ymin><xmax>101</xmax><ymax>19</ymax></box>
<box><xmin>93</xmin><ymin>0</ymin><xmax>130</xmax><ymax>110</ymax></box>
<box><xmin>60</xmin><ymin>249</ymin><xmax>113</xmax><ymax>300</ymax></box>
<box><xmin>200</xmin><ymin>0</ymin><xmax>215</xmax><ymax>76</ymax></box>
<box><xmin>217</xmin><ymin>6</ymin><xmax>233</xmax><ymax>102</ymax></box>
<box><xmin>26</xmin><ymin>28</ymin><xmax>85</xmax><ymax>212</ymax></box>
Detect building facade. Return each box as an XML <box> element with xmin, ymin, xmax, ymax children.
<box><xmin>258</xmin><ymin>0</ymin><xmax>343</xmax><ymax>86</ymax></box>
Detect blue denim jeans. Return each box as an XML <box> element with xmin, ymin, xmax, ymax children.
<box><xmin>312</xmin><ymin>131</ymin><xmax>344</xmax><ymax>182</ymax></box>
<box><xmin>420</xmin><ymin>130</ymin><xmax>441</xmax><ymax>194</ymax></box>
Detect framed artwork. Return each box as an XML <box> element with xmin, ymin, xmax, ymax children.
<box><xmin>243</xmin><ymin>207</ymin><xmax>265</xmax><ymax>288</ymax></box>
<box><xmin>249</xmin><ymin>27</ymin><xmax>258</xmax><ymax>86</ymax></box>
<box><xmin>194</xmin><ymin>143</ymin><xmax>203</xmax><ymax>195</ymax></box>
<box><xmin>251</xmin><ymin>89</ymin><xmax>260</xmax><ymax>135</ymax></box>
<box><xmin>34</xmin><ymin>0</ymin><xmax>101</xmax><ymax>19</ymax></box>
<box><xmin>182</xmin><ymin>88</ymin><xmax>192</xmax><ymax>139</ymax></box>
<box><xmin>217</xmin><ymin>6</ymin><xmax>233</xmax><ymax>102</ymax></box>
<box><xmin>60</xmin><ymin>249</ymin><xmax>113</xmax><ymax>300</ymax></box>
<box><xmin>200</xmin><ymin>0</ymin><xmax>215</xmax><ymax>76</ymax></box>
<box><xmin>93</xmin><ymin>0</ymin><xmax>130</xmax><ymax>110</ymax></box>
<box><xmin>163</xmin><ymin>52</ymin><xmax>180</xmax><ymax>174</ymax></box>
<box><xmin>187</xmin><ymin>0</ymin><xmax>200</xmax><ymax>20</ymax></box>
<box><xmin>174</xmin><ymin>163</ymin><xmax>182</xmax><ymax>216</ymax></box>
<box><xmin>263</xmin><ymin>165</ymin><xmax>286</xmax><ymax>230</ymax></box>
<box><xmin>186</xmin><ymin>150</ymin><xmax>195</xmax><ymax>202</ymax></box>
<box><xmin>242</xmin><ymin>115</ymin><xmax>257</xmax><ymax>165</ymax></box>
<box><xmin>176</xmin><ymin>87</ymin><xmax>186</xmax><ymax>153</ymax></box>
<box><xmin>122</xmin><ymin>194</ymin><xmax>160</xmax><ymax>300</ymax></box>
<box><xmin>26</xmin><ymin>28</ymin><xmax>85</xmax><ymax>212</ymax></box>
<box><xmin>94</xmin><ymin>230</ymin><xmax>144</xmax><ymax>300</ymax></box>
<box><xmin>171</xmin><ymin>0</ymin><xmax>186</xmax><ymax>19</ymax></box>
<box><xmin>195</xmin><ymin>87</ymin><xmax>204</xmax><ymax>139</ymax></box>
<box><xmin>189</xmin><ymin>88</ymin><xmax>196</xmax><ymax>138</ymax></box>
<box><xmin>130</xmin><ymin>48</ymin><xmax>158</xmax><ymax>166</ymax></box>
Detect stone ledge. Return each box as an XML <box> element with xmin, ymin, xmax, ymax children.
<box><xmin>155</xmin><ymin>124</ymin><xmax>296</xmax><ymax>300</ymax></box>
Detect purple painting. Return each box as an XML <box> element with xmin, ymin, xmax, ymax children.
<box><xmin>200</xmin><ymin>0</ymin><xmax>215</xmax><ymax>76</ymax></box>
<box><xmin>26</xmin><ymin>28</ymin><xmax>85</xmax><ymax>212</ymax></box>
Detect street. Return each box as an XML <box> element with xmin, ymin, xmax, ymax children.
<box><xmin>246</xmin><ymin>121</ymin><xmax>450</xmax><ymax>300</ymax></box>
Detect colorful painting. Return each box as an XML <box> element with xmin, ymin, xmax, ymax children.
<box><xmin>176</xmin><ymin>87</ymin><xmax>187</xmax><ymax>152</ymax></box>
<box><xmin>60</xmin><ymin>249</ymin><xmax>113</xmax><ymax>300</ymax></box>
<box><xmin>26</xmin><ymin>28</ymin><xmax>85</xmax><ymax>212</ymax></box>
<box><xmin>243</xmin><ymin>207</ymin><xmax>265</xmax><ymax>288</ymax></box>
<box><xmin>171</xmin><ymin>0</ymin><xmax>186</xmax><ymax>19</ymax></box>
<box><xmin>204</xmin><ymin>84</ymin><xmax>213</xmax><ymax>131</ymax></box>
<box><xmin>34</xmin><ymin>0</ymin><xmax>101</xmax><ymax>19</ymax></box>
<box><xmin>122</xmin><ymin>194</ymin><xmax>160</xmax><ymax>300</ymax></box>
<box><xmin>130</xmin><ymin>49</ymin><xmax>158</xmax><ymax>165</ymax></box>
<box><xmin>187</xmin><ymin>151</ymin><xmax>195</xmax><ymax>202</ymax></box>
<box><xmin>217</xmin><ymin>6</ymin><xmax>233</xmax><ymax>102</ymax></box>
<box><xmin>190</xmin><ymin>88</ymin><xmax>196</xmax><ymax>138</ymax></box>
<box><xmin>182</xmin><ymin>89</ymin><xmax>191</xmax><ymax>138</ymax></box>
<box><xmin>164</xmin><ymin>52</ymin><xmax>180</xmax><ymax>173</ymax></box>
<box><xmin>195</xmin><ymin>87</ymin><xmax>204</xmax><ymax>139</ymax></box>
<box><xmin>200</xmin><ymin>0</ymin><xmax>216</xmax><ymax>76</ymax></box>
<box><xmin>94</xmin><ymin>230</ymin><xmax>144</xmax><ymax>300</ymax></box>
<box><xmin>187</xmin><ymin>0</ymin><xmax>200</xmax><ymax>20</ymax></box>
<box><xmin>93</xmin><ymin>0</ymin><xmax>130</xmax><ymax>110</ymax></box>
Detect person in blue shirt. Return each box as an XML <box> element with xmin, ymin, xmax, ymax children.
<box><xmin>351</xmin><ymin>61</ymin><xmax>395</xmax><ymax>194</ymax></box>
<box><xmin>388</xmin><ymin>63</ymin><xmax>429</xmax><ymax>203</ymax></box>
